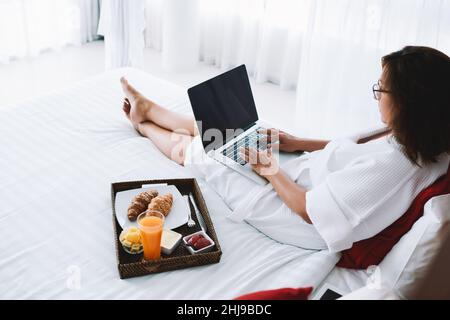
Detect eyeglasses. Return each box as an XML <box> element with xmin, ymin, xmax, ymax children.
<box><xmin>372</xmin><ymin>80</ymin><xmax>391</xmax><ymax>100</ymax></box>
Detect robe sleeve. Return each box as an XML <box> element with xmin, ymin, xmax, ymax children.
<box><xmin>306</xmin><ymin>150</ymin><xmax>417</xmax><ymax>252</ymax></box>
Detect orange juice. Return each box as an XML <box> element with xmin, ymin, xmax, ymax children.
<box><xmin>137</xmin><ymin>211</ymin><xmax>164</xmax><ymax>260</ymax></box>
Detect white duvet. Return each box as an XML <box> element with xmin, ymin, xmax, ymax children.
<box><xmin>0</xmin><ymin>68</ymin><xmax>339</xmax><ymax>299</ymax></box>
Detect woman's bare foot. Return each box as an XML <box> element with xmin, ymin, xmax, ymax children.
<box><xmin>120</xmin><ymin>77</ymin><xmax>155</xmax><ymax>128</ymax></box>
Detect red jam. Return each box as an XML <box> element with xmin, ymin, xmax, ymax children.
<box><xmin>187</xmin><ymin>234</ymin><xmax>211</xmax><ymax>250</ymax></box>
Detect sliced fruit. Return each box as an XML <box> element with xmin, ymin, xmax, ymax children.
<box><xmin>128</xmin><ymin>226</ymin><xmax>139</xmax><ymax>233</ymax></box>
<box><xmin>126</xmin><ymin>232</ymin><xmax>140</xmax><ymax>243</ymax></box>
<box><xmin>131</xmin><ymin>244</ymin><xmax>142</xmax><ymax>252</ymax></box>
<box><xmin>122</xmin><ymin>240</ymin><xmax>132</xmax><ymax>247</ymax></box>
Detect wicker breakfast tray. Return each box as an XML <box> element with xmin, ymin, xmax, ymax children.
<box><xmin>111</xmin><ymin>178</ymin><xmax>222</xmax><ymax>279</ymax></box>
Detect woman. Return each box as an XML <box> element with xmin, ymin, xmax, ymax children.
<box><xmin>121</xmin><ymin>46</ymin><xmax>450</xmax><ymax>252</ymax></box>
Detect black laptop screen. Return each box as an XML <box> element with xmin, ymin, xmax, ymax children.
<box><xmin>187</xmin><ymin>65</ymin><xmax>258</xmax><ymax>152</ymax></box>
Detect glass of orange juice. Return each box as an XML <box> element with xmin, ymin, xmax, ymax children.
<box><xmin>137</xmin><ymin>210</ymin><xmax>165</xmax><ymax>261</ymax></box>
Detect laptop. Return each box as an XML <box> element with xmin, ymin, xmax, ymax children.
<box><xmin>187</xmin><ymin>64</ymin><xmax>300</xmax><ymax>185</ymax></box>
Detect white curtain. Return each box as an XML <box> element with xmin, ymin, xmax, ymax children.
<box><xmin>137</xmin><ymin>0</ymin><xmax>450</xmax><ymax>137</ymax></box>
<box><xmin>79</xmin><ymin>0</ymin><xmax>101</xmax><ymax>43</ymax></box>
<box><xmin>143</xmin><ymin>0</ymin><xmax>308</xmax><ymax>89</ymax></box>
<box><xmin>197</xmin><ymin>0</ymin><xmax>312</xmax><ymax>90</ymax></box>
<box><xmin>296</xmin><ymin>0</ymin><xmax>450</xmax><ymax>138</ymax></box>
<box><xmin>98</xmin><ymin>0</ymin><xmax>145</xmax><ymax>69</ymax></box>
<box><xmin>161</xmin><ymin>0</ymin><xmax>199</xmax><ymax>71</ymax></box>
<box><xmin>144</xmin><ymin>0</ymin><xmax>163</xmax><ymax>51</ymax></box>
<box><xmin>0</xmin><ymin>0</ymin><xmax>100</xmax><ymax>64</ymax></box>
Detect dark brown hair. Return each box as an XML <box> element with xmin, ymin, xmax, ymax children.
<box><xmin>382</xmin><ymin>46</ymin><xmax>450</xmax><ymax>166</ymax></box>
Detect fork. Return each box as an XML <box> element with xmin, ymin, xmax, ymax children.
<box><xmin>183</xmin><ymin>195</ymin><xmax>196</xmax><ymax>228</ymax></box>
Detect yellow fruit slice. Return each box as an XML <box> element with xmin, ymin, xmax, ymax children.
<box><xmin>122</xmin><ymin>240</ymin><xmax>132</xmax><ymax>247</ymax></box>
<box><xmin>126</xmin><ymin>232</ymin><xmax>140</xmax><ymax>243</ymax></box>
<box><xmin>131</xmin><ymin>244</ymin><xmax>142</xmax><ymax>252</ymax></box>
<box><xmin>128</xmin><ymin>226</ymin><xmax>139</xmax><ymax>233</ymax></box>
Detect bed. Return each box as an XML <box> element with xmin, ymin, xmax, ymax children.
<box><xmin>0</xmin><ymin>68</ymin><xmax>343</xmax><ymax>299</ymax></box>
<box><xmin>2</xmin><ymin>67</ymin><xmax>447</xmax><ymax>300</ymax></box>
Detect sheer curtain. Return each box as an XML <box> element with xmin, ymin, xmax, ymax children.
<box><xmin>197</xmin><ymin>0</ymin><xmax>311</xmax><ymax>90</ymax></box>
<box><xmin>144</xmin><ymin>0</ymin><xmax>163</xmax><ymax>51</ymax></box>
<box><xmin>295</xmin><ymin>0</ymin><xmax>450</xmax><ymax>138</ymax></box>
<box><xmin>143</xmin><ymin>0</ymin><xmax>308</xmax><ymax>89</ymax></box>
<box><xmin>79</xmin><ymin>0</ymin><xmax>101</xmax><ymax>43</ymax></box>
<box><xmin>0</xmin><ymin>0</ymin><xmax>100</xmax><ymax>64</ymax></box>
<box><xmin>139</xmin><ymin>0</ymin><xmax>450</xmax><ymax>136</ymax></box>
<box><xmin>98</xmin><ymin>0</ymin><xmax>146</xmax><ymax>69</ymax></box>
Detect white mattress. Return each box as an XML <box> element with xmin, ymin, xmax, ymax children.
<box><xmin>0</xmin><ymin>68</ymin><xmax>341</xmax><ymax>299</ymax></box>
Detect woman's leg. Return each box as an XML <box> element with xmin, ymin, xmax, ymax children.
<box><xmin>121</xmin><ymin>77</ymin><xmax>198</xmax><ymax>136</ymax></box>
<box><xmin>137</xmin><ymin>122</ymin><xmax>193</xmax><ymax>165</ymax></box>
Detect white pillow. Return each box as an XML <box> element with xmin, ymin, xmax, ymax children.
<box><xmin>378</xmin><ymin>194</ymin><xmax>450</xmax><ymax>299</ymax></box>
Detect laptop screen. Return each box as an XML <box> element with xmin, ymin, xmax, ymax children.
<box><xmin>187</xmin><ymin>65</ymin><xmax>259</xmax><ymax>152</ymax></box>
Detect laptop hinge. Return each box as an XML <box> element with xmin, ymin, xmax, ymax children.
<box><xmin>242</xmin><ymin>122</ymin><xmax>257</xmax><ymax>132</ymax></box>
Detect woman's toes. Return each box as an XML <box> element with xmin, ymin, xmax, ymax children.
<box><xmin>123</xmin><ymin>102</ymin><xmax>130</xmax><ymax>114</ymax></box>
<box><xmin>122</xmin><ymin>98</ymin><xmax>131</xmax><ymax>119</ymax></box>
<box><xmin>120</xmin><ymin>77</ymin><xmax>130</xmax><ymax>90</ymax></box>
<box><xmin>120</xmin><ymin>77</ymin><xmax>141</xmax><ymax>101</ymax></box>
<box><xmin>123</xmin><ymin>97</ymin><xmax>130</xmax><ymax>108</ymax></box>
<box><xmin>123</xmin><ymin>98</ymin><xmax>130</xmax><ymax>109</ymax></box>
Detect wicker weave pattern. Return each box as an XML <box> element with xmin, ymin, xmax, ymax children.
<box><xmin>111</xmin><ymin>179</ymin><xmax>222</xmax><ymax>279</ymax></box>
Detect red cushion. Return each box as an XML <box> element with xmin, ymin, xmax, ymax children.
<box><xmin>338</xmin><ymin>162</ymin><xmax>450</xmax><ymax>269</ymax></box>
<box><xmin>234</xmin><ymin>287</ymin><xmax>313</xmax><ymax>300</ymax></box>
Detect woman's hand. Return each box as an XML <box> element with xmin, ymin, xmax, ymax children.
<box><xmin>239</xmin><ymin>147</ymin><xmax>280</xmax><ymax>178</ymax></box>
<box><xmin>240</xmin><ymin>146</ymin><xmax>312</xmax><ymax>224</ymax></box>
<box><xmin>258</xmin><ymin>128</ymin><xmax>301</xmax><ymax>153</ymax></box>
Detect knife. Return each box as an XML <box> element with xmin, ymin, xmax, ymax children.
<box><xmin>189</xmin><ymin>192</ymin><xmax>208</xmax><ymax>233</ymax></box>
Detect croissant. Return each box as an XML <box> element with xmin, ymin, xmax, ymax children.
<box><xmin>147</xmin><ymin>193</ymin><xmax>173</xmax><ymax>217</ymax></box>
<box><xmin>127</xmin><ymin>190</ymin><xmax>158</xmax><ymax>221</ymax></box>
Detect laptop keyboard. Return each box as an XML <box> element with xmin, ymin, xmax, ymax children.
<box><xmin>221</xmin><ymin>127</ymin><xmax>267</xmax><ymax>166</ymax></box>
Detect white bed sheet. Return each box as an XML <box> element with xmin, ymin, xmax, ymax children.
<box><xmin>0</xmin><ymin>68</ymin><xmax>340</xmax><ymax>299</ymax></box>
<box><xmin>312</xmin><ymin>267</ymin><xmax>369</xmax><ymax>299</ymax></box>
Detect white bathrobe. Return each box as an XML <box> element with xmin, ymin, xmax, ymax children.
<box><xmin>184</xmin><ymin>133</ymin><xmax>449</xmax><ymax>253</ymax></box>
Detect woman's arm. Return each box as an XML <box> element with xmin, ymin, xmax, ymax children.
<box><xmin>266</xmin><ymin>169</ymin><xmax>312</xmax><ymax>224</ymax></box>
<box><xmin>288</xmin><ymin>129</ymin><xmax>393</xmax><ymax>150</ymax></box>
<box><xmin>240</xmin><ymin>148</ymin><xmax>312</xmax><ymax>224</ymax></box>
<box><xmin>293</xmin><ymin>138</ymin><xmax>330</xmax><ymax>152</ymax></box>
<box><xmin>259</xmin><ymin>128</ymin><xmax>329</xmax><ymax>153</ymax></box>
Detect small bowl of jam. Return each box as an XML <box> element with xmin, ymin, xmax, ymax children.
<box><xmin>183</xmin><ymin>230</ymin><xmax>215</xmax><ymax>254</ymax></box>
